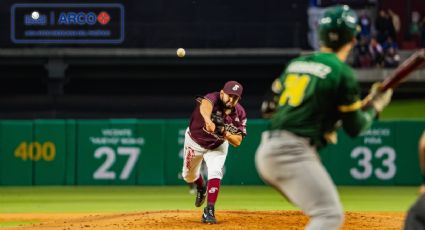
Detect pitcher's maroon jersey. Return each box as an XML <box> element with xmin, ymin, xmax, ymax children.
<box><xmin>188</xmin><ymin>92</ymin><xmax>247</xmax><ymax>149</ymax></box>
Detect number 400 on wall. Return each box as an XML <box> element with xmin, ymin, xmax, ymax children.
<box><xmin>14</xmin><ymin>141</ymin><xmax>56</xmax><ymax>161</ymax></box>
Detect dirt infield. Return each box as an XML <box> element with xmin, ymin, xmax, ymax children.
<box><xmin>0</xmin><ymin>211</ymin><xmax>405</xmax><ymax>229</ymax></box>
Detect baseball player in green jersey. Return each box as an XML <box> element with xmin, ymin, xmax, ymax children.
<box><xmin>256</xmin><ymin>5</ymin><xmax>392</xmax><ymax>230</ymax></box>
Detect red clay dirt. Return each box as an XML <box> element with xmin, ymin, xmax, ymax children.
<box><xmin>0</xmin><ymin>210</ymin><xmax>405</xmax><ymax>229</ymax></box>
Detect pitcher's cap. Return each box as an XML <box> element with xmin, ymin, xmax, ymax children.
<box><xmin>223</xmin><ymin>81</ymin><xmax>243</xmax><ymax>97</ymax></box>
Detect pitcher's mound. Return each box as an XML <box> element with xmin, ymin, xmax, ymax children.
<box><xmin>1</xmin><ymin>210</ymin><xmax>405</xmax><ymax>229</ymax></box>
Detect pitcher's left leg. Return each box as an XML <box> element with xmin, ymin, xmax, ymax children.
<box><xmin>201</xmin><ymin>142</ymin><xmax>228</xmax><ymax>224</ymax></box>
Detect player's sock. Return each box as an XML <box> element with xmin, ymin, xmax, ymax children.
<box><xmin>207</xmin><ymin>178</ymin><xmax>220</xmax><ymax>206</ymax></box>
<box><xmin>194</xmin><ymin>175</ymin><xmax>204</xmax><ymax>189</ymax></box>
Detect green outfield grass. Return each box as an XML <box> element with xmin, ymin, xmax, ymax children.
<box><xmin>381</xmin><ymin>99</ymin><xmax>425</xmax><ymax>120</ymax></box>
<box><xmin>0</xmin><ymin>186</ymin><xmax>419</xmax><ymax>214</ymax></box>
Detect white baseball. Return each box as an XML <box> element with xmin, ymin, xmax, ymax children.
<box><xmin>176</xmin><ymin>48</ymin><xmax>186</xmax><ymax>58</ymax></box>
<box><xmin>31</xmin><ymin>11</ymin><xmax>40</xmax><ymax>20</ymax></box>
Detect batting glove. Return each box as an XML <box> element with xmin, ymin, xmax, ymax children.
<box><xmin>363</xmin><ymin>82</ymin><xmax>393</xmax><ymax>113</ymax></box>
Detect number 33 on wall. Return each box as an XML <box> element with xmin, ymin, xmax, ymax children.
<box><xmin>350</xmin><ymin>146</ymin><xmax>396</xmax><ymax>180</ymax></box>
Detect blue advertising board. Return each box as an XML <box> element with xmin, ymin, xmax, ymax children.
<box><xmin>11</xmin><ymin>3</ymin><xmax>124</xmax><ymax>44</ymax></box>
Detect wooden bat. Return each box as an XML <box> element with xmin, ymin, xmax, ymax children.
<box><xmin>380</xmin><ymin>48</ymin><xmax>425</xmax><ymax>91</ymax></box>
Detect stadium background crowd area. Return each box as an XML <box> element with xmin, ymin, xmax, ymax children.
<box><xmin>308</xmin><ymin>3</ymin><xmax>425</xmax><ymax>69</ymax></box>
<box><xmin>350</xmin><ymin>8</ymin><xmax>425</xmax><ymax>69</ymax></box>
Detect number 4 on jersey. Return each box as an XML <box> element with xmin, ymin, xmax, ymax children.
<box><xmin>279</xmin><ymin>74</ymin><xmax>310</xmax><ymax>107</ymax></box>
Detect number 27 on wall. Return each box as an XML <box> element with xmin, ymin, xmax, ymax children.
<box><xmin>93</xmin><ymin>146</ymin><xmax>140</xmax><ymax>180</ymax></box>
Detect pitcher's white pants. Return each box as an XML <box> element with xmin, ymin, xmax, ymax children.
<box><xmin>182</xmin><ymin>128</ymin><xmax>229</xmax><ymax>183</ymax></box>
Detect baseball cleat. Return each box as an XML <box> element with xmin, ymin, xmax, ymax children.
<box><xmin>195</xmin><ymin>185</ymin><xmax>207</xmax><ymax>207</ymax></box>
<box><xmin>201</xmin><ymin>205</ymin><xmax>217</xmax><ymax>224</ymax></box>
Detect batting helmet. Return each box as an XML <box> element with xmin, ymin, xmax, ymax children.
<box><xmin>318</xmin><ymin>5</ymin><xmax>359</xmax><ymax>50</ymax></box>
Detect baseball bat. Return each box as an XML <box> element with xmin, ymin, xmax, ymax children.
<box><xmin>380</xmin><ymin>48</ymin><xmax>425</xmax><ymax>91</ymax></box>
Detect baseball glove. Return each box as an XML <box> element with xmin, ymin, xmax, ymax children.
<box><xmin>211</xmin><ymin>110</ymin><xmax>225</xmax><ymax>135</ymax></box>
<box><xmin>224</xmin><ymin>123</ymin><xmax>242</xmax><ymax>136</ymax></box>
<box><xmin>261</xmin><ymin>99</ymin><xmax>277</xmax><ymax>119</ymax></box>
<box><xmin>260</xmin><ymin>78</ymin><xmax>281</xmax><ymax>119</ymax></box>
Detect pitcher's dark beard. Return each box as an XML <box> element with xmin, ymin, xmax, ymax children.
<box><xmin>220</xmin><ymin>100</ymin><xmax>233</xmax><ymax>110</ymax></box>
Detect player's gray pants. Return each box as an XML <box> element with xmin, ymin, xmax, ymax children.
<box><xmin>255</xmin><ymin>130</ymin><xmax>344</xmax><ymax>230</ymax></box>
<box><xmin>404</xmin><ymin>194</ymin><xmax>425</xmax><ymax>230</ymax></box>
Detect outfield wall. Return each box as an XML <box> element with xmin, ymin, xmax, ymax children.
<box><xmin>0</xmin><ymin>119</ymin><xmax>423</xmax><ymax>186</ymax></box>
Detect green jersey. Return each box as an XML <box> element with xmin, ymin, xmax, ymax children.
<box><xmin>269</xmin><ymin>52</ymin><xmax>376</xmax><ymax>147</ymax></box>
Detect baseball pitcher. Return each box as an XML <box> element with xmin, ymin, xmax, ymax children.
<box><xmin>256</xmin><ymin>5</ymin><xmax>392</xmax><ymax>230</ymax></box>
<box><xmin>181</xmin><ymin>80</ymin><xmax>247</xmax><ymax>224</ymax></box>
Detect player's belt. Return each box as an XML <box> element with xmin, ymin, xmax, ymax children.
<box><xmin>266</xmin><ymin>130</ymin><xmax>283</xmax><ymax>139</ymax></box>
<box><xmin>266</xmin><ymin>130</ymin><xmax>316</xmax><ymax>147</ymax></box>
